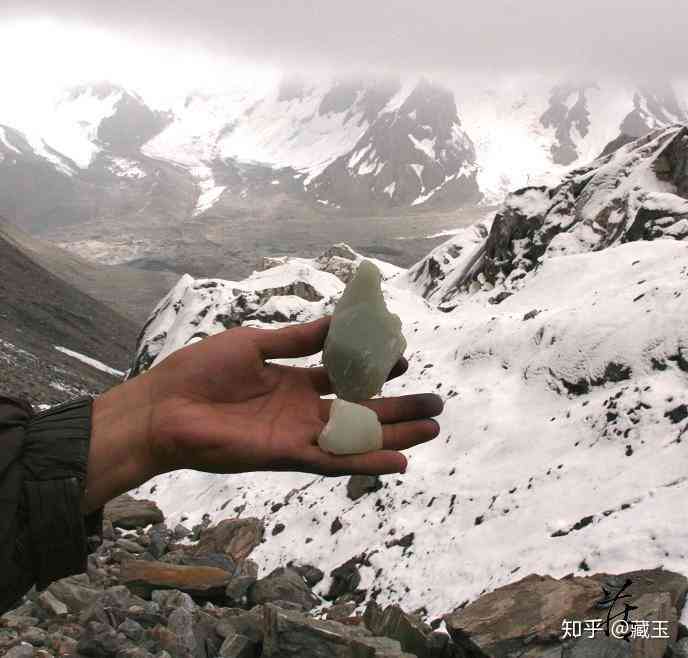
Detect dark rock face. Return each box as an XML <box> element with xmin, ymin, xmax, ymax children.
<box><xmin>310</xmin><ymin>78</ymin><xmax>481</xmax><ymax>211</ymax></box>
<box><xmin>620</xmin><ymin>86</ymin><xmax>688</xmax><ymax>138</ymax></box>
<box><xmin>541</xmin><ymin>85</ymin><xmax>593</xmax><ymax>166</ymax></box>
<box><xmin>444</xmin><ymin>568</ymin><xmax>688</xmax><ymax>658</ymax></box>
<box><xmin>97</xmin><ymin>91</ymin><xmax>170</xmax><ymax>152</ymax></box>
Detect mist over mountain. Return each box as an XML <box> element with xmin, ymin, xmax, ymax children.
<box><xmin>0</xmin><ymin>74</ymin><xmax>685</xmax><ymax>278</ymax></box>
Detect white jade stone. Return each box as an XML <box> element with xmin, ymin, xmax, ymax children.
<box><xmin>318</xmin><ymin>399</ymin><xmax>383</xmax><ymax>456</ymax></box>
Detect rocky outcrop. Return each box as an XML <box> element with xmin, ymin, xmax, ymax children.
<box><xmin>399</xmin><ymin>221</ymin><xmax>492</xmax><ymax>304</ymax></box>
<box><xmin>127</xmin><ymin>264</ymin><xmax>344</xmax><ymax>376</ymax></box>
<box><xmin>104</xmin><ymin>494</ymin><xmax>165</xmax><ymax>530</ymax></box>
<box><xmin>540</xmin><ymin>85</ymin><xmax>593</xmax><ymax>166</ymax></box>
<box><xmin>445</xmin><ymin>569</ymin><xmax>688</xmax><ymax>658</ymax></box>
<box><xmin>440</xmin><ymin>125</ymin><xmax>688</xmax><ymax>306</ymax></box>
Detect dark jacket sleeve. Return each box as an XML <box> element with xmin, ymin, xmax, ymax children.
<box><xmin>0</xmin><ymin>395</ymin><xmax>104</xmax><ymax>614</ymax></box>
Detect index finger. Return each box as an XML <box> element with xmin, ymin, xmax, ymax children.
<box><xmin>251</xmin><ymin>315</ymin><xmax>332</xmax><ymax>360</ymax></box>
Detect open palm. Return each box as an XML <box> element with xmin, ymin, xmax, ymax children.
<box><xmin>142</xmin><ymin>316</ymin><xmax>443</xmax><ymax>477</ymax></box>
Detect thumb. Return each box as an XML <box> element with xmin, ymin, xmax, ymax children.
<box><xmin>251</xmin><ymin>315</ymin><xmax>332</xmax><ymax>360</ymax></box>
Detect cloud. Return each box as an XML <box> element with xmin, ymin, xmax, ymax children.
<box><xmin>4</xmin><ymin>1</ymin><xmax>688</xmax><ymax>80</ymax></box>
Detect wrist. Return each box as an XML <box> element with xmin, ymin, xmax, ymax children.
<box><xmin>80</xmin><ymin>373</ymin><xmax>161</xmax><ymax>515</ymax></box>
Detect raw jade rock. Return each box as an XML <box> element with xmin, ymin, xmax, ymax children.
<box><xmin>323</xmin><ymin>260</ymin><xmax>407</xmax><ymax>402</ymax></box>
<box><xmin>318</xmin><ymin>399</ymin><xmax>383</xmax><ymax>455</ymax></box>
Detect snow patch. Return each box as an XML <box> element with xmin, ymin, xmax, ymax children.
<box><xmin>54</xmin><ymin>346</ymin><xmax>124</xmax><ymax>378</ymax></box>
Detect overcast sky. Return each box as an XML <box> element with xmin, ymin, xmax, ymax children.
<box><xmin>2</xmin><ymin>1</ymin><xmax>687</xmax><ymax>95</ymax></box>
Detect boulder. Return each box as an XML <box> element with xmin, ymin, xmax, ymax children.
<box><xmin>104</xmin><ymin>494</ymin><xmax>164</xmax><ymax>530</ymax></box>
<box><xmin>116</xmin><ymin>538</ymin><xmax>146</xmax><ymax>554</ymax></box>
<box><xmin>0</xmin><ymin>629</ymin><xmax>19</xmax><ymax>653</ymax></box>
<box><xmin>218</xmin><ymin>633</ymin><xmax>258</xmax><ymax>658</ymax></box>
<box><xmin>38</xmin><ymin>589</ymin><xmax>69</xmax><ymax>617</ymax></box>
<box><xmin>174</xmin><ymin>524</ymin><xmax>192</xmax><ymax>540</ymax></box>
<box><xmin>262</xmin><ymin>603</ymin><xmax>415</xmax><ymax>657</ymax></box>
<box><xmin>4</xmin><ymin>644</ymin><xmax>34</xmax><ymax>658</ymax></box>
<box><xmin>76</xmin><ymin>621</ymin><xmax>122</xmax><ymax>657</ymax></box>
<box><xmin>190</xmin><ymin>518</ymin><xmax>264</xmax><ymax>563</ymax></box>
<box><xmin>288</xmin><ymin>563</ymin><xmax>324</xmax><ymax>589</ymax></box>
<box><xmin>247</xmin><ymin>568</ymin><xmax>319</xmax><ymax>611</ymax></box>
<box><xmin>226</xmin><ymin>576</ymin><xmax>258</xmax><ymax>606</ymax></box>
<box><xmin>151</xmin><ymin>589</ymin><xmax>195</xmax><ymax>616</ymax></box>
<box><xmin>47</xmin><ymin>574</ymin><xmax>99</xmax><ymax>613</ymax></box>
<box><xmin>444</xmin><ymin>568</ymin><xmax>688</xmax><ymax>658</ymax></box>
<box><xmin>192</xmin><ymin>608</ymin><xmax>225</xmax><ymax>657</ymax></box>
<box><xmin>216</xmin><ymin>607</ymin><xmax>265</xmax><ymax>644</ymax></box>
<box><xmin>79</xmin><ymin>585</ymin><xmax>139</xmax><ymax>627</ymax></box>
<box><xmin>365</xmin><ymin>602</ymin><xmax>489</xmax><ymax>658</ymax></box>
<box><xmin>20</xmin><ymin>625</ymin><xmax>47</xmax><ymax>646</ymax></box>
<box><xmin>120</xmin><ymin>560</ymin><xmax>232</xmax><ymax>600</ymax></box>
<box><xmin>327</xmin><ymin>558</ymin><xmax>362</xmax><ymax>601</ymax></box>
<box><xmin>168</xmin><ymin>608</ymin><xmax>197</xmax><ymax>657</ymax></box>
<box><xmin>364</xmin><ymin>603</ymin><xmax>429</xmax><ymax>656</ymax></box>
<box><xmin>326</xmin><ymin>602</ymin><xmax>357</xmax><ymax>621</ymax></box>
<box><xmin>148</xmin><ymin>524</ymin><xmax>171</xmax><ymax>559</ymax></box>
<box><xmin>346</xmin><ymin>475</ymin><xmax>383</xmax><ymax>501</ymax></box>
<box><xmin>46</xmin><ymin>632</ymin><xmax>78</xmax><ymax>655</ymax></box>
<box><xmin>118</xmin><ymin>618</ymin><xmax>145</xmax><ymax>643</ymax></box>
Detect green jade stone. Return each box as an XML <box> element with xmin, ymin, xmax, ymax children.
<box><xmin>318</xmin><ymin>399</ymin><xmax>383</xmax><ymax>455</ymax></box>
<box><xmin>323</xmin><ymin>259</ymin><xmax>407</xmax><ymax>402</ymax></box>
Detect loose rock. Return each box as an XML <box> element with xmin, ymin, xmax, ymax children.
<box><xmin>104</xmin><ymin>494</ymin><xmax>164</xmax><ymax>530</ymax></box>
<box><xmin>120</xmin><ymin>560</ymin><xmax>232</xmax><ymax>600</ymax></box>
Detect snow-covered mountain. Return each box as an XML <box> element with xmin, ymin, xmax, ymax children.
<box><xmin>126</xmin><ymin>126</ymin><xmax>688</xmax><ymax>624</ymax></box>
<box><xmin>451</xmin><ymin>78</ymin><xmax>688</xmax><ymax>201</ymax></box>
<box><xmin>1</xmin><ymin>76</ymin><xmax>687</xmax><ymax>274</ymax></box>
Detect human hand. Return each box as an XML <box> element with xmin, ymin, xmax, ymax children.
<box><xmin>83</xmin><ymin>316</ymin><xmax>443</xmax><ymax>515</ymax></box>
<box><xmin>144</xmin><ymin>315</ymin><xmax>443</xmax><ymax>476</ymax></box>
